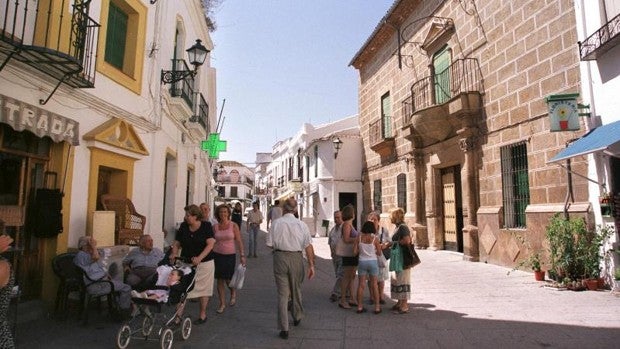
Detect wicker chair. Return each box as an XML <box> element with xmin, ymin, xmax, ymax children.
<box><xmin>100</xmin><ymin>195</ymin><xmax>145</xmax><ymax>245</ymax></box>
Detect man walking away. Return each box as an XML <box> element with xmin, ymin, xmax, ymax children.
<box><xmin>266</xmin><ymin>198</ymin><xmax>315</xmax><ymax>340</ymax></box>
<box><xmin>267</xmin><ymin>200</ymin><xmax>283</xmax><ymax>230</ymax></box>
<box><xmin>327</xmin><ymin>210</ymin><xmax>343</xmax><ymax>302</ymax></box>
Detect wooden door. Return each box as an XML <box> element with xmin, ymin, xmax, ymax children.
<box><xmin>441</xmin><ymin>166</ymin><xmax>463</xmax><ymax>252</ymax></box>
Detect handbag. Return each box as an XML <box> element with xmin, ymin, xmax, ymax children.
<box><xmin>388</xmin><ymin>243</ymin><xmax>403</xmax><ymax>272</ymax></box>
<box><xmin>377</xmin><ymin>253</ymin><xmax>387</xmax><ymax>269</ymax></box>
<box><xmin>335</xmin><ymin>236</ymin><xmax>354</xmax><ymax>257</ymax></box>
<box><xmin>230</xmin><ymin>264</ymin><xmax>246</xmax><ymax>290</ymax></box>
<box><xmin>402</xmin><ymin>244</ymin><xmax>421</xmax><ymax>269</ymax></box>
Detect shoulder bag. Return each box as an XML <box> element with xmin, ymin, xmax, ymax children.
<box><xmin>388</xmin><ymin>243</ymin><xmax>403</xmax><ymax>272</ymax></box>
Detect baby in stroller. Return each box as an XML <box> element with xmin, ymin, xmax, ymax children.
<box><xmin>130</xmin><ymin>266</ymin><xmax>188</xmax><ymax>303</ymax></box>
<box><xmin>116</xmin><ymin>259</ymin><xmax>196</xmax><ymax>349</ymax></box>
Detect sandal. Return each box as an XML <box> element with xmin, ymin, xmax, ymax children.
<box><xmin>374</xmin><ymin>308</ymin><xmax>382</xmax><ymax>314</ymax></box>
<box><xmin>216</xmin><ymin>305</ymin><xmax>225</xmax><ymax>314</ymax></box>
<box><xmin>356</xmin><ymin>307</ymin><xmax>367</xmax><ymax>314</ymax></box>
<box><xmin>229</xmin><ymin>297</ymin><xmax>236</xmax><ymax>306</ymax></box>
<box><xmin>338</xmin><ymin>302</ymin><xmax>351</xmax><ymax>309</ymax></box>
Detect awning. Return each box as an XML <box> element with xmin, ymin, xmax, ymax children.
<box><xmin>548</xmin><ymin>120</ymin><xmax>620</xmax><ymax>163</ymax></box>
<box><xmin>0</xmin><ymin>94</ymin><xmax>80</xmax><ymax>145</ymax></box>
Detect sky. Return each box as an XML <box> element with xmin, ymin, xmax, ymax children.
<box><xmin>210</xmin><ymin>0</ymin><xmax>394</xmax><ymax>166</ymax></box>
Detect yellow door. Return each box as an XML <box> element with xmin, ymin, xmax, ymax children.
<box><xmin>442</xmin><ymin>168</ymin><xmax>458</xmax><ymax>251</ymax></box>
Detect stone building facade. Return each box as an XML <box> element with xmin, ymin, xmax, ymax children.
<box><xmin>351</xmin><ymin>0</ymin><xmax>590</xmax><ymax>268</ymax></box>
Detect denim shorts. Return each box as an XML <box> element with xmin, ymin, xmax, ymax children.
<box><xmin>357</xmin><ymin>259</ymin><xmax>379</xmax><ymax>277</ymax></box>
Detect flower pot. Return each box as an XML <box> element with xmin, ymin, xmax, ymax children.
<box><xmin>534</xmin><ymin>270</ymin><xmax>545</xmax><ymax>281</ymax></box>
<box><xmin>559</xmin><ymin>120</ymin><xmax>568</xmax><ymax>130</ymax></box>
<box><xmin>597</xmin><ymin>277</ymin><xmax>605</xmax><ymax>289</ymax></box>
<box><xmin>584</xmin><ymin>278</ymin><xmax>598</xmax><ymax>291</ymax></box>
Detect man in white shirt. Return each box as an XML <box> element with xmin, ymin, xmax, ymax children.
<box><xmin>266</xmin><ymin>198</ymin><xmax>315</xmax><ymax>340</ymax></box>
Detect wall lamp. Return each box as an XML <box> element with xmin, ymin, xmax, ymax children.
<box><xmin>161</xmin><ymin>39</ymin><xmax>209</xmax><ymax>84</ymax></box>
<box><xmin>333</xmin><ymin>137</ymin><xmax>343</xmax><ymax>159</ymax></box>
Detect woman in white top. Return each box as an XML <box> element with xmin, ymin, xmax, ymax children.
<box><xmin>353</xmin><ymin>221</ymin><xmax>382</xmax><ymax>314</ymax></box>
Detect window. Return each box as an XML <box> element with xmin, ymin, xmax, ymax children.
<box><xmin>104</xmin><ymin>3</ymin><xmax>127</xmax><ymax>69</ymax></box>
<box><xmin>305</xmin><ymin>156</ymin><xmax>309</xmax><ymax>181</ymax></box>
<box><xmin>381</xmin><ymin>92</ymin><xmax>392</xmax><ymax>138</ymax></box>
<box><xmin>230</xmin><ymin>186</ymin><xmax>238</xmax><ymax>197</ymax></box>
<box><xmin>397</xmin><ymin>173</ymin><xmax>407</xmax><ymax>210</ymax></box>
<box><xmin>500</xmin><ymin>142</ymin><xmax>530</xmax><ymax>228</ymax></box>
<box><xmin>217</xmin><ymin>186</ymin><xmax>225</xmax><ymax>198</ymax></box>
<box><xmin>98</xmin><ymin>0</ymin><xmax>147</xmax><ymax>94</ymax></box>
<box><xmin>373</xmin><ymin>180</ymin><xmax>382</xmax><ymax>212</ymax></box>
<box><xmin>314</xmin><ymin>145</ymin><xmax>318</xmax><ymax>178</ymax></box>
<box><xmin>433</xmin><ymin>45</ymin><xmax>451</xmax><ymax>104</ymax></box>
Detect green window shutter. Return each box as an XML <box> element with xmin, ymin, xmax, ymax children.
<box><xmin>433</xmin><ymin>46</ymin><xmax>451</xmax><ymax>104</ymax></box>
<box><xmin>105</xmin><ymin>3</ymin><xmax>128</xmax><ymax>69</ymax></box>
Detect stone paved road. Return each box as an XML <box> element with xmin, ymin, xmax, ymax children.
<box><xmin>15</xmin><ymin>226</ymin><xmax>620</xmax><ymax>348</ymax></box>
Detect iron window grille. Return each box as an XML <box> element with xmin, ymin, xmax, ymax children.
<box><xmin>500</xmin><ymin>142</ymin><xmax>530</xmax><ymax>228</ymax></box>
<box><xmin>373</xmin><ymin>180</ymin><xmax>382</xmax><ymax>212</ymax></box>
<box><xmin>397</xmin><ymin>173</ymin><xmax>407</xmax><ymax>210</ymax></box>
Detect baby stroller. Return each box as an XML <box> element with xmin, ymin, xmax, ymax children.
<box><xmin>115</xmin><ymin>257</ymin><xmax>196</xmax><ymax>349</ymax></box>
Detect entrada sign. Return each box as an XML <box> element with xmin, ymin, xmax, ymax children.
<box><xmin>0</xmin><ymin>94</ymin><xmax>80</xmax><ymax>145</ymax></box>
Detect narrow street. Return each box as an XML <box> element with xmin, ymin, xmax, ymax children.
<box><xmin>16</xmin><ymin>226</ymin><xmax>620</xmax><ymax>348</ymax></box>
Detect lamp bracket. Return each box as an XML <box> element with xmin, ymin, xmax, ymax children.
<box><xmin>161</xmin><ymin>69</ymin><xmax>196</xmax><ymax>85</ymax></box>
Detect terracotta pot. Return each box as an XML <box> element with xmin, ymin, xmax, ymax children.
<box><xmin>597</xmin><ymin>277</ymin><xmax>605</xmax><ymax>289</ymax></box>
<box><xmin>584</xmin><ymin>279</ymin><xmax>598</xmax><ymax>291</ymax></box>
<box><xmin>534</xmin><ymin>270</ymin><xmax>545</xmax><ymax>281</ymax></box>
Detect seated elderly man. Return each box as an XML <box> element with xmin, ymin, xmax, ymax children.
<box><xmin>73</xmin><ymin>236</ymin><xmax>132</xmax><ymax>318</ymax></box>
<box><xmin>122</xmin><ymin>234</ymin><xmax>164</xmax><ymax>290</ymax></box>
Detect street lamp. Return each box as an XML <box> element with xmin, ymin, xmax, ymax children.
<box><xmin>333</xmin><ymin>137</ymin><xmax>343</xmax><ymax>159</ymax></box>
<box><xmin>160</xmin><ymin>39</ymin><xmax>210</xmax><ymax>84</ymax></box>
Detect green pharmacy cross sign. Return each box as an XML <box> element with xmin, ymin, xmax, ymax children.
<box><xmin>201</xmin><ymin>133</ymin><xmax>227</xmax><ymax>159</ymax></box>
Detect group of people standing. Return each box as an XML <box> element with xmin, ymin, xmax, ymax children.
<box><xmin>328</xmin><ymin>206</ymin><xmax>414</xmax><ymax>315</ymax></box>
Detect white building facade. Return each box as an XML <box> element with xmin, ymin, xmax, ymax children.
<box><xmin>265</xmin><ymin>116</ymin><xmax>363</xmax><ymax>236</ymax></box>
<box><xmin>214</xmin><ymin>160</ymin><xmax>254</xmax><ymax>208</ymax></box>
<box><xmin>569</xmin><ymin>0</ymin><xmax>620</xmax><ymax>281</ymax></box>
<box><xmin>0</xmin><ymin>0</ymin><xmax>217</xmax><ymax>301</ymax></box>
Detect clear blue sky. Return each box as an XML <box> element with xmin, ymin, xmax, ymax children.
<box><xmin>210</xmin><ymin>0</ymin><xmax>394</xmax><ymax>165</ymax></box>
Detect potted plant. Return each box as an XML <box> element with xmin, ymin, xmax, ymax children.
<box><xmin>508</xmin><ymin>233</ymin><xmax>546</xmax><ymax>281</ymax></box>
<box><xmin>614</xmin><ymin>268</ymin><xmax>620</xmax><ymax>293</ymax></box>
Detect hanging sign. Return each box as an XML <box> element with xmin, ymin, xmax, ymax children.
<box><xmin>201</xmin><ymin>133</ymin><xmax>227</xmax><ymax>159</ymax></box>
<box><xmin>545</xmin><ymin>93</ymin><xmax>580</xmax><ymax>132</ymax></box>
<box><xmin>0</xmin><ymin>94</ymin><xmax>80</xmax><ymax>145</ymax></box>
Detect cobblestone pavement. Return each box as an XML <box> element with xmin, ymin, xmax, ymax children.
<box><xmin>15</xmin><ymin>225</ymin><xmax>620</xmax><ymax>348</ymax></box>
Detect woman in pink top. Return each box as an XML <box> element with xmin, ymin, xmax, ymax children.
<box><xmin>213</xmin><ymin>204</ymin><xmax>246</xmax><ymax>314</ymax></box>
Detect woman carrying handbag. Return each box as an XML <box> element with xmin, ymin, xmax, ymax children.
<box><xmin>388</xmin><ymin>208</ymin><xmax>417</xmax><ymax>314</ymax></box>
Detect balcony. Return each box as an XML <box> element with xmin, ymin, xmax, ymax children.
<box><xmin>579</xmin><ymin>13</ymin><xmax>620</xmax><ymax>61</ymax></box>
<box><xmin>369</xmin><ymin>119</ymin><xmax>395</xmax><ymax>157</ymax></box>
<box><xmin>0</xmin><ymin>0</ymin><xmax>100</xmax><ymax>103</ymax></box>
<box><xmin>168</xmin><ymin>59</ymin><xmax>196</xmax><ymax>110</ymax></box>
<box><xmin>186</xmin><ymin>92</ymin><xmax>209</xmax><ymax>137</ymax></box>
<box><xmin>402</xmin><ymin>58</ymin><xmax>483</xmax><ymax>147</ymax></box>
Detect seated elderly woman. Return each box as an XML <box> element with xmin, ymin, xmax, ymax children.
<box><xmin>73</xmin><ymin>236</ymin><xmax>133</xmax><ymax>318</ymax></box>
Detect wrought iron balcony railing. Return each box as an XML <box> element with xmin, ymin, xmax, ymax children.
<box><xmin>169</xmin><ymin>59</ymin><xmax>196</xmax><ymax>109</ymax></box>
<box><xmin>190</xmin><ymin>92</ymin><xmax>209</xmax><ymax>132</ymax></box>
<box><xmin>407</xmin><ymin>58</ymin><xmax>482</xmax><ymax>117</ymax></box>
<box><xmin>0</xmin><ymin>0</ymin><xmax>100</xmax><ymax>104</ymax></box>
<box><xmin>579</xmin><ymin>13</ymin><xmax>620</xmax><ymax>61</ymax></box>
<box><xmin>369</xmin><ymin>118</ymin><xmax>394</xmax><ymax>147</ymax></box>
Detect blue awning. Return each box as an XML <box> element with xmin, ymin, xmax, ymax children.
<box><xmin>548</xmin><ymin>120</ymin><xmax>620</xmax><ymax>163</ymax></box>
